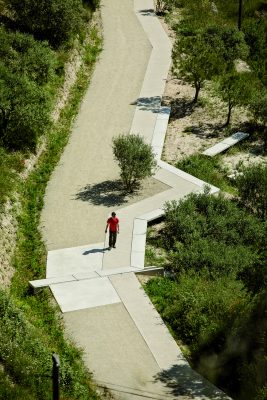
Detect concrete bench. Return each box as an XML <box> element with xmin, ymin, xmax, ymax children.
<box><xmin>29</xmin><ymin>275</ymin><xmax>76</xmax><ymax>293</ymax></box>
<box><xmin>202</xmin><ymin>132</ymin><xmax>249</xmax><ymax>156</ymax></box>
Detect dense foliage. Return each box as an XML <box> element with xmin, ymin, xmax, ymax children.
<box><xmin>0</xmin><ymin>288</ymin><xmax>99</xmax><ymax>400</ymax></box>
<box><xmin>145</xmin><ymin>193</ymin><xmax>267</xmax><ymax>399</ymax></box>
<box><xmin>236</xmin><ymin>163</ymin><xmax>267</xmax><ymax>219</ymax></box>
<box><xmin>0</xmin><ymin>0</ymin><xmax>102</xmax><ymax>398</ymax></box>
<box><xmin>0</xmin><ymin>27</ymin><xmax>55</xmax><ymax>150</ymax></box>
<box><xmin>6</xmin><ymin>0</ymin><xmax>84</xmax><ymax>48</ymax></box>
<box><xmin>172</xmin><ymin>25</ymin><xmax>248</xmax><ymax>103</ymax></box>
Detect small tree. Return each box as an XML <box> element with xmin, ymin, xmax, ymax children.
<box><xmin>214</xmin><ymin>71</ymin><xmax>253</xmax><ymax>125</ymax></box>
<box><xmin>172</xmin><ymin>25</ymin><xmax>248</xmax><ymax>103</ymax></box>
<box><xmin>172</xmin><ymin>33</ymin><xmax>219</xmax><ymax>103</ymax></box>
<box><xmin>112</xmin><ymin>134</ymin><xmax>156</xmax><ymax>192</ymax></box>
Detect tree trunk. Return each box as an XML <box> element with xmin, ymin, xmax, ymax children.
<box><xmin>193</xmin><ymin>82</ymin><xmax>201</xmax><ymax>103</ymax></box>
<box><xmin>225</xmin><ymin>102</ymin><xmax>233</xmax><ymax>126</ymax></box>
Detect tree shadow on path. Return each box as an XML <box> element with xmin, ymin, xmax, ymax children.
<box><xmin>138</xmin><ymin>9</ymin><xmax>155</xmax><ymax>16</ymax></box>
<box><xmin>75</xmin><ymin>180</ymin><xmax>137</xmax><ymax>207</ymax></box>
<box><xmin>154</xmin><ymin>363</ymin><xmax>228</xmax><ymax>399</ymax></box>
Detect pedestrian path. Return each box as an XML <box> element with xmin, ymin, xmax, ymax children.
<box><xmin>37</xmin><ymin>0</ymin><xmax>231</xmax><ymax>398</ymax></box>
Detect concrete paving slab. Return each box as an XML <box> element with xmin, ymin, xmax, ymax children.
<box><xmin>202</xmin><ymin>143</ymin><xmax>231</xmax><ymax>156</ymax></box>
<box><xmin>131</xmin><ymin>251</ymin><xmax>145</xmax><ymax>269</ymax></box>
<box><xmin>72</xmin><ymin>271</ymin><xmax>100</xmax><ymax>280</ymax></box>
<box><xmin>157</xmin><ymin>161</ymin><xmax>220</xmax><ymax>194</ymax></box>
<box><xmin>202</xmin><ymin>132</ymin><xmax>249</xmax><ymax>156</ymax></box>
<box><xmin>138</xmin><ymin>209</ymin><xmax>164</xmax><ymax>222</ymax></box>
<box><xmin>50</xmin><ymin>277</ymin><xmax>121</xmax><ymax>312</ymax></box>
<box><xmin>157</xmin><ymin>106</ymin><xmax>171</xmax><ymax>119</ymax></box>
<box><xmin>63</xmin><ymin>303</ymin><xmax>187</xmax><ymax>400</ymax></box>
<box><xmin>111</xmin><ymin>273</ymin><xmax>231</xmax><ymax>399</ymax></box>
<box><xmin>131</xmin><ymin>234</ymin><xmax>147</xmax><ymax>253</ymax></box>
<box><xmin>29</xmin><ymin>275</ymin><xmax>76</xmax><ymax>289</ymax></box>
<box><xmin>98</xmin><ymin>266</ymin><xmax>142</xmax><ymax>277</ymax></box>
<box><xmin>133</xmin><ymin>219</ymin><xmax>147</xmax><ymax>235</ymax></box>
<box><xmin>46</xmin><ymin>243</ymin><xmax>105</xmax><ymax>278</ymax></box>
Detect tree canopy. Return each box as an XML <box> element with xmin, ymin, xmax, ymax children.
<box><xmin>112</xmin><ymin>134</ymin><xmax>156</xmax><ymax>192</ymax></box>
<box><xmin>172</xmin><ymin>25</ymin><xmax>248</xmax><ymax>103</ymax></box>
<box><xmin>6</xmin><ymin>0</ymin><xmax>84</xmax><ymax>47</ymax></box>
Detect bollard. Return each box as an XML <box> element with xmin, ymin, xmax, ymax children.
<box><xmin>52</xmin><ymin>353</ymin><xmax>60</xmax><ymax>400</ymax></box>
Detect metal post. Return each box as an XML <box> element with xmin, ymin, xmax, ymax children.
<box><xmin>238</xmin><ymin>0</ymin><xmax>243</xmax><ymax>30</ymax></box>
<box><xmin>52</xmin><ymin>353</ymin><xmax>60</xmax><ymax>400</ymax></box>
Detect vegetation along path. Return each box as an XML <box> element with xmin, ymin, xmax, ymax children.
<box><xmin>39</xmin><ymin>0</ymin><xmax>232</xmax><ymax>399</ymax></box>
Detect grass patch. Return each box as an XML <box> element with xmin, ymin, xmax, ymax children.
<box><xmin>0</xmin><ymin>23</ymin><xmax>102</xmax><ymax>400</ymax></box>
<box><xmin>145</xmin><ymin>225</ymin><xmax>168</xmax><ymax>267</ymax></box>
<box><xmin>176</xmin><ymin>153</ymin><xmax>236</xmax><ymax>193</ymax></box>
<box><xmin>0</xmin><ymin>148</ymin><xmax>25</xmax><ymax>212</ymax></box>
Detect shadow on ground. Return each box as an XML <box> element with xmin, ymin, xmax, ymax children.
<box><xmin>138</xmin><ymin>9</ymin><xmax>155</xmax><ymax>16</ymax></box>
<box><xmin>183</xmin><ymin>123</ymin><xmax>223</xmax><ymax>138</ymax></box>
<box><xmin>154</xmin><ymin>363</ymin><xmax>230</xmax><ymax>399</ymax></box>
<box><xmin>131</xmin><ymin>96</ymin><xmax>164</xmax><ymax>113</ymax></box>
<box><xmin>166</xmin><ymin>97</ymin><xmax>195</xmax><ymax>120</ymax></box>
<box><xmin>75</xmin><ymin>180</ymin><xmax>137</xmax><ymax>207</ymax></box>
<box><xmin>83</xmin><ymin>248</ymin><xmax>110</xmax><ymax>255</ymax></box>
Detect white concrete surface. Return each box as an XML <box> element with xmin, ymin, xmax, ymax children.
<box><xmin>50</xmin><ymin>277</ymin><xmax>121</xmax><ymax>312</ymax></box>
<box><xmin>46</xmin><ymin>243</ymin><xmax>105</xmax><ymax>278</ymax></box>
<box><xmin>202</xmin><ymin>132</ymin><xmax>249</xmax><ymax>156</ymax></box>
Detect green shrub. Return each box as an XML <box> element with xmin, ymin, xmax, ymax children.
<box><xmin>112</xmin><ymin>134</ymin><xmax>156</xmax><ymax>192</ymax></box>
<box><xmin>7</xmin><ymin>0</ymin><xmax>85</xmax><ymax>48</ymax></box>
<box><xmin>176</xmin><ymin>154</ymin><xmax>233</xmax><ymax>192</ymax></box>
<box><xmin>145</xmin><ymin>273</ymin><xmax>250</xmax><ymax>351</ymax></box>
<box><xmin>0</xmin><ymin>28</ymin><xmax>55</xmax><ymax>150</ymax></box>
<box><xmin>0</xmin><ymin>27</ymin><xmax>56</xmax><ymax>85</ymax></box>
<box><xmin>163</xmin><ymin>193</ymin><xmax>266</xmax><ymax>291</ymax></box>
<box><xmin>0</xmin><ymin>69</ymin><xmax>52</xmax><ymax>150</ymax></box>
<box><xmin>236</xmin><ymin>163</ymin><xmax>267</xmax><ymax>219</ymax></box>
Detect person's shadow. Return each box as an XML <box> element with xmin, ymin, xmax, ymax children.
<box><xmin>83</xmin><ymin>247</ymin><xmax>110</xmax><ymax>255</ymax></box>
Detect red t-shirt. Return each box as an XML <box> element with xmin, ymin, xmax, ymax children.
<box><xmin>107</xmin><ymin>217</ymin><xmax>119</xmax><ymax>232</ymax></box>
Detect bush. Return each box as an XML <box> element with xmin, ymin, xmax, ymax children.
<box><xmin>163</xmin><ymin>193</ymin><xmax>266</xmax><ymax>290</ymax></box>
<box><xmin>236</xmin><ymin>163</ymin><xmax>267</xmax><ymax>219</ymax></box>
<box><xmin>0</xmin><ymin>28</ymin><xmax>55</xmax><ymax>150</ymax></box>
<box><xmin>0</xmin><ymin>27</ymin><xmax>56</xmax><ymax>85</ymax></box>
<box><xmin>8</xmin><ymin>0</ymin><xmax>84</xmax><ymax>47</ymax></box>
<box><xmin>0</xmin><ymin>69</ymin><xmax>52</xmax><ymax>150</ymax></box>
<box><xmin>175</xmin><ymin>154</ymin><xmax>233</xmax><ymax>192</ymax></box>
<box><xmin>145</xmin><ymin>273</ymin><xmax>250</xmax><ymax>351</ymax></box>
<box><xmin>112</xmin><ymin>134</ymin><xmax>156</xmax><ymax>192</ymax></box>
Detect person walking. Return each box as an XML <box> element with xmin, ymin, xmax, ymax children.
<box><xmin>105</xmin><ymin>212</ymin><xmax>119</xmax><ymax>249</ymax></box>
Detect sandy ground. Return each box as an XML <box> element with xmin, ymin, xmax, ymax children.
<box><xmin>158</xmin><ymin>14</ymin><xmax>266</xmax><ymax>174</ymax></box>
<box><xmin>40</xmin><ymin>0</ymin><xmax>168</xmax><ymax>251</ymax></box>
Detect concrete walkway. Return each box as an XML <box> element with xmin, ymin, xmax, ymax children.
<box><xmin>38</xmin><ymin>1</ymin><xmax>231</xmax><ymax>399</ymax></box>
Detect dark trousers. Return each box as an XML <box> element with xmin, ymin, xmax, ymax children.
<box><xmin>109</xmin><ymin>231</ymin><xmax>117</xmax><ymax>248</ymax></box>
